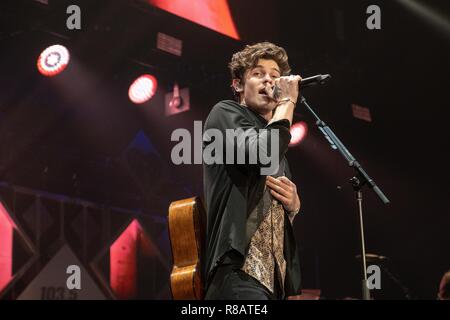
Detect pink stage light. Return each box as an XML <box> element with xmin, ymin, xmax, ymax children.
<box><xmin>128</xmin><ymin>74</ymin><xmax>158</xmax><ymax>104</ymax></box>
<box><xmin>289</xmin><ymin>121</ymin><xmax>308</xmax><ymax>146</ymax></box>
<box><xmin>37</xmin><ymin>44</ymin><xmax>70</xmax><ymax>77</ymax></box>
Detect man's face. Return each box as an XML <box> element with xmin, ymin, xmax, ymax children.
<box><xmin>239</xmin><ymin>58</ymin><xmax>280</xmax><ymax>118</ymax></box>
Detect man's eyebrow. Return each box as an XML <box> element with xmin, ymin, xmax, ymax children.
<box><xmin>254</xmin><ymin>65</ymin><xmax>281</xmax><ymax>74</ymax></box>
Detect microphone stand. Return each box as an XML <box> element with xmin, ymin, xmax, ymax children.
<box><xmin>299</xmin><ymin>96</ymin><xmax>390</xmax><ymax>300</ymax></box>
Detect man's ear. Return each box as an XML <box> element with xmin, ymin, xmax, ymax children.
<box><xmin>232</xmin><ymin>79</ymin><xmax>244</xmax><ymax>92</ymax></box>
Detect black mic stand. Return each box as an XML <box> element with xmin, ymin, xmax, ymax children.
<box><xmin>299</xmin><ymin>96</ymin><xmax>390</xmax><ymax>300</ymax></box>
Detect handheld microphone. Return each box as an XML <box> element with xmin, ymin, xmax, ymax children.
<box><xmin>272</xmin><ymin>74</ymin><xmax>331</xmax><ymax>100</ymax></box>
<box><xmin>299</xmin><ymin>74</ymin><xmax>331</xmax><ymax>87</ymax></box>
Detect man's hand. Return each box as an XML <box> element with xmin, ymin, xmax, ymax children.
<box><xmin>274</xmin><ymin>75</ymin><xmax>302</xmax><ymax>104</ymax></box>
<box><xmin>266</xmin><ymin>176</ymin><xmax>301</xmax><ymax>213</ymax></box>
<box><xmin>267</xmin><ymin>75</ymin><xmax>302</xmax><ymax>126</ymax></box>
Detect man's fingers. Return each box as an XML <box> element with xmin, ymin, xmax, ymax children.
<box><xmin>281</xmin><ymin>75</ymin><xmax>302</xmax><ymax>82</ymax></box>
<box><xmin>270</xmin><ymin>189</ymin><xmax>289</xmax><ymax>204</ymax></box>
<box><xmin>266</xmin><ymin>177</ymin><xmax>295</xmax><ymax>198</ymax></box>
<box><xmin>277</xmin><ymin>176</ymin><xmax>294</xmax><ymax>187</ymax></box>
<box><xmin>267</xmin><ymin>176</ymin><xmax>289</xmax><ymax>186</ymax></box>
<box><xmin>267</xmin><ymin>176</ymin><xmax>288</xmax><ymax>188</ymax></box>
<box><xmin>266</xmin><ymin>179</ymin><xmax>290</xmax><ymax>198</ymax></box>
<box><xmin>268</xmin><ymin>176</ymin><xmax>295</xmax><ymax>193</ymax></box>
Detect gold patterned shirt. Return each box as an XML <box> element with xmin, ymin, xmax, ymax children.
<box><xmin>241</xmin><ymin>188</ymin><xmax>297</xmax><ymax>294</ymax></box>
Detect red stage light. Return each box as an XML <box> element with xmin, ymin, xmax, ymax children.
<box><xmin>37</xmin><ymin>44</ymin><xmax>70</xmax><ymax>77</ymax></box>
<box><xmin>289</xmin><ymin>121</ymin><xmax>308</xmax><ymax>146</ymax></box>
<box><xmin>128</xmin><ymin>74</ymin><xmax>158</xmax><ymax>104</ymax></box>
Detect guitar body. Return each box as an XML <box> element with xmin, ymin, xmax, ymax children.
<box><xmin>168</xmin><ymin>197</ymin><xmax>206</xmax><ymax>300</ymax></box>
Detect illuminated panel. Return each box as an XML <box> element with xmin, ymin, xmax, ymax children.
<box><xmin>0</xmin><ymin>202</ymin><xmax>15</xmax><ymax>293</ymax></box>
<box><xmin>148</xmin><ymin>0</ymin><xmax>240</xmax><ymax>40</ymax></box>
<box><xmin>110</xmin><ymin>219</ymin><xmax>140</xmax><ymax>299</ymax></box>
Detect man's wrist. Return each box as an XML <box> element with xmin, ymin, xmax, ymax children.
<box><xmin>277</xmin><ymin>97</ymin><xmax>296</xmax><ymax>107</ymax></box>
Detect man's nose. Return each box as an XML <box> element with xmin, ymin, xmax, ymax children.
<box><xmin>263</xmin><ymin>73</ymin><xmax>274</xmax><ymax>84</ymax></box>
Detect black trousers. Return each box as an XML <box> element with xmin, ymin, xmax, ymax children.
<box><xmin>204</xmin><ymin>252</ymin><xmax>283</xmax><ymax>300</ymax></box>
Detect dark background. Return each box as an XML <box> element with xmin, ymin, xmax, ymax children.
<box><xmin>0</xmin><ymin>0</ymin><xmax>449</xmax><ymax>299</ymax></box>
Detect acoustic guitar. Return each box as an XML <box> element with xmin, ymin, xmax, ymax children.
<box><xmin>168</xmin><ymin>197</ymin><xmax>206</xmax><ymax>300</ymax></box>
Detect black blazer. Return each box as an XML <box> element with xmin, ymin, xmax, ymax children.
<box><xmin>202</xmin><ymin>100</ymin><xmax>301</xmax><ymax>296</ymax></box>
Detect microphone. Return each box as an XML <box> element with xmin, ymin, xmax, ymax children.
<box><xmin>299</xmin><ymin>74</ymin><xmax>331</xmax><ymax>88</ymax></box>
<box><xmin>272</xmin><ymin>74</ymin><xmax>331</xmax><ymax>100</ymax></box>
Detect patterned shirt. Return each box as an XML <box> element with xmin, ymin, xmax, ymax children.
<box><xmin>241</xmin><ymin>187</ymin><xmax>297</xmax><ymax>294</ymax></box>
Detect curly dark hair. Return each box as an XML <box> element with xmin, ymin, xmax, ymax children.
<box><xmin>228</xmin><ymin>42</ymin><xmax>291</xmax><ymax>100</ymax></box>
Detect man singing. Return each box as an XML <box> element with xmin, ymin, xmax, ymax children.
<box><xmin>203</xmin><ymin>42</ymin><xmax>302</xmax><ymax>300</ymax></box>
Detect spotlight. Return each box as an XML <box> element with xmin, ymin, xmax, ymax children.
<box><xmin>289</xmin><ymin>121</ymin><xmax>308</xmax><ymax>147</ymax></box>
<box><xmin>128</xmin><ymin>74</ymin><xmax>158</xmax><ymax>104</ymax></box>
<box><xmin>37</xmin><ymin>44</ymin><xmax>70</xmax><ymax>77</ymax></box>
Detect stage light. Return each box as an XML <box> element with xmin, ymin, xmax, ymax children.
<box><xmin>37</xmin><ymin>44</ymin><xmax>70</xmax><ymax>77</ymax></box>
<box><xmin>289</xmin><ymin>121</ymin><xmax>308</xmax><ymax>147</ymax></box>
<box><xmin>128</xmin><ymin>74</ymin><xmax>158</xmax><ymax>104</ymax></box>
